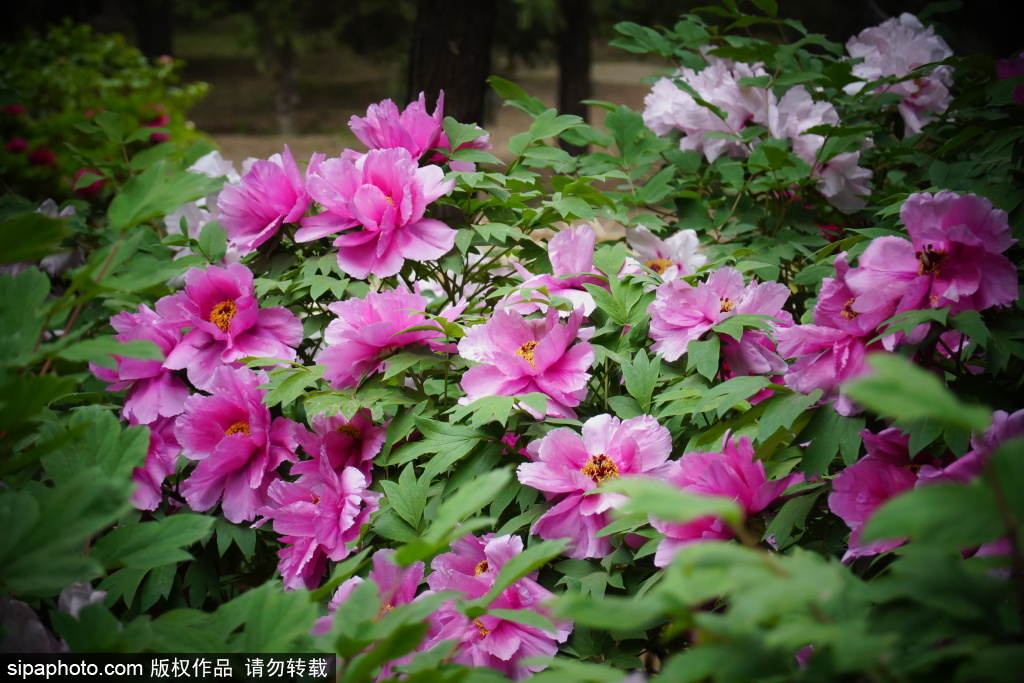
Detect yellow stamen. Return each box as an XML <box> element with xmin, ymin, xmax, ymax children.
<box><xmin>210</xmin><ymin>300</ymin><xmax>237</xmax><ymax>332</ymax></box>
<box><xmin>224</xmin><ymin>421</ymin><xmax>250</xmax><ymax>436</ymax></box>
<box><xmin>334</xmin><ymin>424</ymin><xmax>360</xmax><ymax>438</ymax></box>
<box><xmin>917</xmin><ymin>246</ymin><xmax>949</xmax><ymax>276</ymax></box>
<box><xmin>474</xmin><ymin>560</ymin><xmax>489</xmax><ymax>576</ymax></box>
<box><xmin>581</xmin><ymin>454</ymin><xmax>620</xmax><ymax>484</ymax></box>
<box><xmin>645</xmin><ymin>258</ymin><xmax>673</xmax><ymax>275</ymax></box>
<box><xmin>841</xmin><ymin>298</ymin><xmax>859</xmax><ymax>321</ymax></box>
<box><xmin>474</xmin><ymin>619</ymin><xmax>491</xmax><ymax>637</ymax></box>
<box><xmin>516</xmin><ymin>340</ymin><xmax>539</xmax><ymax>368</ymax></box>
<box><xmin>720</xmin><ymin>299</ymin><xmax>735</xmax><ymax>313</ymax></box>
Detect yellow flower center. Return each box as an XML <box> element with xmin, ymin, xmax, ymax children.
<box><xmin>516</xmin><ymin>340</ymin><xmax>539</xmax><ymax>368</ymax></box>
<box><xmin>373</xmin><ymin>603</ymin><xmax>394</xmax><ymax>622</ymax></box>
<box><xmin>841</xmin><ymin>298</ymin><xmax>859</xmax><ymax>321</ymax></box>
<box><xmin>720</xmin><ymin>299</ymin><xmax>735</xmax><ymax>313</ymax></box>
<box><xmin>904</xmin><ymin>463</ymin><xmax>922</xmax><ymax>474</ymax></box>
<box><xmin>334</xmin><ymin>424</ymin><xmax>360</xmax><ymax>438</ymax></box>
<box><xmin>474</xmin><ymin>560</ymin><xmax>489</xmax><ymax>576</ymax></box>
<box><xmin>224</xmin><ymin>421</ymin><xmax>250</xmax><ymax>436</ymax></box>
<box><xmin>474</xmin><ymin>619</ymin><xmax>491</xmax><ymax>637</ymax></box>
<box><xmin>581</xmin><ymin>454</ymin><xmax>620</xmax><ymax>484</ymax></box>
<box><xmin>645</xmin><ymin>258</ymin><xmax>673</xmax><ymax>275</ymax></box>
<box><xmin>210</xmin><ymin>300</ymin><xmax>237</xmax><ymax>332</ymax></box>
<box><xmin>385</xmin><ymin>195</ymin><xmax>394</xmax><ymax>206</ymax></box>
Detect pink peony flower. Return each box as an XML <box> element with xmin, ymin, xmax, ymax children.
<box><xmin>776</xmin><ymin>254</ymin><xmax>893</xmax><ymax>414</ymax></box>
<box><xmin>426</xmin><ymin>534</ymin><xmax>571</xmax><ymax>680</ymax></box>
<box><xmin>846</xmin><ymin>191</ymin><xmax>1018</xmax><ymax>321</ymax></box>
<box><xmin>652</xmin><ymin>434</ymin><xmax>802</xmax><ymax>567</ymax></box>
<box><xmin>996</xmin><ymin>53</ymin><xmax>1024</xmax><ymax>104</ymax></box>
<box><xmin>918</xmin><ymin>409</ymin><xmax>1024</xmax><ymax>485</ymax></box>
<box><xmin>624</xmin><ymin>226</ymin><xmax>707</xmax><ymax>280</ymax></box>
<box><xmin>255</xmin><ymin>459</ymin><xmax>381</xmax><ymax>591</ymax></box>
<box><xmin>458</xmin><ymin>307</ymin><xmax>595</xmax><ymax>418</ymax></box>
<box><xmin>293</xmin><ymin>409</ymin><xmax>386</xmax><ymax>480</ymax></box>
<box><xmin>318</xmin><ymin>286</ymin><xmax>464</xmax><ymax>389</ymax></box>
<box><xmin>648</xmin><ymin>266</ymin><xmax>792</xmax><ymax>369</ymax></box>
<box><xmin>350</xmin><ymin>92</ymin><xmax>445</xmax><ymax>162</ymax></box>
<box><xmin>217</xmin><ymin>144</ymin><xmax>315</xmax><ymax>254</ymax></box>
<box><xmin>91</xmin><ymin>304</ymin><xmax>190</xmax><ymax>426</ymax></box>
<box><xmin>131</xmin><ymin>416</ymin><xmax>180</xmax><ymax>511</ymax></box>
<box><xmin>157</xmin><ymin>264</ymin><xmax>302</xmax><ymax>391</ymax></box>
<box><xmin>176</xmin><ymin>367</ymin><xmax>298</xmax><ymax>523</ymax></box>
<box><xmin>643</xmin><ymin>57</ymin><xmax>775</xmax><ymax>162</ymax></box>
<box><xmin>518</xmin><ymin>414</ymin><xmax>672</xmax><ymax>559</ymax></box>
<box><xmin>500</xmin><ymin>224</ymin><xmax>606</xmax><ymax>316</ymax></box>
<box><xmin>311</xmin><ymin>548</ymin><xmax>424</xmax><ymax>640</ymax></box>
<box><xmin>296</xmin><ymin>147</ymin><xmax>456</xmax><ymax>279</ymax></box>
<box><xmin>828</xmin><ymin>428</ymin><xmax>923</xmax><ymax>561</ymax></box>
<box><xmin>844</xmin><ymin>13</ymin><xmax>954</xmax><ymax>136</ymax></box>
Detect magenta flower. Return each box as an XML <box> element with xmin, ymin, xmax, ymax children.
<box><xmin>217</xmin><ymin>145</ymin><xmax>316</xmax><ymax>254</ymax></box>
<box><xmin>776</xmin><ymin>254</ymin><xmax>893</xmax><ymax>414</ymax></box>
<box><xmin>131</xmin><ymin>416</ymin><xmax>179</xmax><ymax>511</ymax></box>
<box><xmin>311</xmin><ymin>548</ymin><xmax>425</xmax><ymax>639</ymax></box>
<box><xmin>255</xmin><ymin>459</ymin><xmax>381</xmax><ymax>591</ymax></box>
<box><xmin>458</xmin><ymin>307</ymin><xmax>595</xmax><ymax>418</ymax></box>
<box><xmin>157</xmin><ymin>264</ymin><xmax>302</xmax><ymax>391</ymax></box>
<box><xmin>643</xmin><ymin>57</ymin><xmax>775</xmax><ymax>162</ymax></box>
<box><xmin>518</xmin><ymin>414</ymin><xmax>672</xmax><ymax>559</ymax></box>
<box><xmin>996</xmin><ymin>53</ymin><xmax>1024</xmax><ymax>104</ymax></box>
<box><xmin>293</xmin><ymin>409</ymin><xmax>386</xmax><ymax>480</ymax></box>
<box><xmin>649</xmin><ymin>267</ymin><xmax>792</xmax><ymax>372</ymax></box>
<box><xmin>847</xmin><ymin>191</ymin><xmax>1018</xmax><ymax>320</ymax></box>
<box><xmin>349</xmin><ymin>92</ymin><xmax>444</xmax><ymax>161</ymax></box>
<box><xmin>828</xmin><ymin>428</ymin><xmax>923</xmax><ymax>561</ymax></box>
<box><xmin>624</xmin><ymin>226</ymin><xmax>707</xmax><ymax>280</ymax></box>
<box><xmin>844</xmin><ymin>14</ymin><xmax>953</xmax><ymax>136</ymax></box>
<box><xmin>91</xmin><ymin>304</ymin><xmax>189</xmax><ymax>425</ymax></box>
<box><xmin>652</xmin><ymin>434</ymin><xmax>802</xmax><ymax>567</ymax></box>
<box><xmin>918</xmin><ymin>409</ymin><xmax>1024</xmax><ymax>485</ymax></box>
<box><xmin>319</xmin><ymin>286</ymin><xmax>465</xmax><ymax>389</ymax></box>
<box><xmin>176</xmin><ymin>367</ymin><xmax>298</xmax><ymax>523</ymax></box>
<box><xmin>296</xmin><ymin>147</ymin><xmax>456</xmax><ymax>279</ymax></box>
<box><xmin>426</xmin><ymin>534</ymin><xmax>571</xmax><ymax>680</ymax></box>
<box><xmin>500</xmin><ymin>224</ymin><xmax>606</xmax><ymax>315</ymax></box>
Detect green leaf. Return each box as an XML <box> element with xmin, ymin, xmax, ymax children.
<box><xmin>57</xmin><ymin>337</ymin><xmax>162</xmax><ymax>369</ymax></box>
<box><xmin>603</xmin><ymin>477</ymin><xmax>743</xmax><ymax>528</ymax></box>
<box><xmin>215</xmin><ymin>582</ymin><xmax>318</xmax><ymax>652</ymax></box>
<box><xmin>197</xmin><ymin>221</ymin><xmax>227</xmax><ymax>264</ymax></box>
<box><xmin>108</xmin><ymin>160</ymin><xmax>222</xmax><ymax>231</ymax></box>
<box><xmin>0</xmin><ymin>267</ymin><xmax>50</xmax><ymax>367</ymax></box>
<box><xmin>621</xmin><ymin>348</ymin><xmax>659</xmax><ymax>412</ymax></box>
<box><xmin>845</xmin><ymin>354</ymin><xmax>991</xmax><ymax>433</ymax></box>
<box><xmin>91</xmin><ymin>514</ymin><xmax>215</xmax><ymax>572</ymax></box>
<box><xmin>552</xmin><ymin>592</ymin><xmax>666</xmax><ymax>631</ymax></box>
<box><xmin>0</xmin><ymin>212</ymin><xmax>67</xmax><ymax>264</ymax></box>
<box><xmin>40</xmin><ymin>406</ymin><xmax>149</xmax><ymax>486</ymax></box>
<box><xmin>757</xmin><ymin>390</ymin><xmax>822</xmax><ymax>441</ymax></box>
<box><xmin>447</xmin><ymin>394</ymin><xmax>517</xmax><ymax>429</ymax></box>
<box><xmin>686</xmin><ymin>335</ymin><xmax>721</xmax><ymax>381</ymax></box>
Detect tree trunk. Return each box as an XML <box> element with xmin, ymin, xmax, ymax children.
<box><xmin>406</xmin><ymin>0</ymin><xmax>497</xmax><ymax>126</ymax></box>
<box><xmin>557</xmin><ymin>0</ymin><xmax>591</xmax><ymax>155</ymax></box>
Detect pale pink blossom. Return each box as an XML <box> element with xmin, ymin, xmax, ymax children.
<box><xmin>426</xmin><ymin>534</ymin><xmax>571</xmax><ymax>679</ymax></box>
<box><xmin>518</xmin><ymin>414</ymin><xmax>672</xmax><ymax>559</ymax></box>
<box><xmin>652</xmin><ymin>434</ymin><xmax>802</xmax><ymax>566</ymax></box>
<box><xmin>318</xmin><ymin>286</ymin><xmax>465</xmax><ymax>389</ymax></box>
<box><xmin>844</xmin><ymin>14</ymin><xmax>954</xmax><ymax>136</ymax></box>
<box><xmin>176</xmin><ymin>367</ymin><xmax>298</xmax><ymax>523</ymax></box>
<box><xmin>255</xmin><ymin>459</ymin><xmax>381</xmax><ymax>591</ymax></box>
<box><xmin>500</xmin><ymin>224</ymin><xmax>606</xmax><ymax>315</ymax></box>
<box><xmin>217</xmin><ymin>145</ymin><xmax>316</xmax><ymax>253</ymax></box>
<box><xmin>648</xmin><ymin>267</ymin><xmax>792</xmax><ymax>369</ymax></box>
<box><xmin>458</xmin><ymin>307</ymin><xmax>595</xmax><ymax>419</ymax></box>
<box><xmin>157</xmin><ymin>264</ymin><xmax>302</xmax><ymax>391</ymax></box>
<box><xmin>91</xmin><ymin>304</ymin><xmax>189</xmax><ymax>425</ymax></box>
<box><xmin>624</xmin><ymin>226</ymin><xmax>707</xmax><ymax>280</ymax></box>
<box><xmin>296</xmin><ymin>147</ymin><xmax>456</xmax><ymax>279</ymax></box>
<box><xmin>643</xmin><ymin>57</ymin><xmax>775</xmax><ymax>162</ymax></box>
